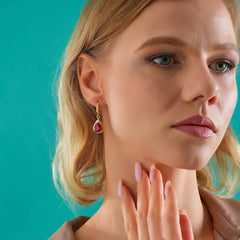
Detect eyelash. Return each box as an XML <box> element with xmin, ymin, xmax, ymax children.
<box><xmin>147</xmin><ymin>54</ymin><xmax>237</xmax><ymax>74</ymax></box>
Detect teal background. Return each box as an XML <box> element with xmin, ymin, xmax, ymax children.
<box><xmin>0</xmin><ymin>1</ymin><xmax>240</xmax><ymax>239</ymax></box>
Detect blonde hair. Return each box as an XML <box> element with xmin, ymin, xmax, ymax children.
<box><xmin>52</xmin><ymin>0</ymin><xmax>240</xmax><ymax>207</ymax></box>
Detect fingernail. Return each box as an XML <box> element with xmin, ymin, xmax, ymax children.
<box><xmin>149</xmin><ymin>164</ymin><xmax>156</xmax><ymax>183</ymax></box>
<box><xmin>165</xmin><ymin>180</ymin><xmax>171</xmax><ymax>197</ymax></box>
<box><xmin>135</xmin><ymin>162</ymin><xmax>142</xmax><ymax>182</ymax></box>
<box><xmin>118</xmin><ymin>180</ymin><xmax>123</xmax><ymax>197</ymax></box>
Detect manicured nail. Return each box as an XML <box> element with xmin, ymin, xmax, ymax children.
<box><xmin>165</xmin><ymin>180</ymin><xmax>171</xmax><ymax>197</ymax></box>
<box><xmin>118</xmin><ymin>180</ymin><xmax>123</xmax><ymax>197</ymax></box>
<box><xmin>149</xmin><ymin>164</ymin><xmax>156</xmax><ymax>183</ymax></box>
<box><xmin>135</xmin><ymin>162</ymin><xmax>142</xmax><ymax>182</ymax></box>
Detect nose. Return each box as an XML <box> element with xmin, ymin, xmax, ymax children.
<box><xmin>181</xmin><ymin>59</ymin><xmax>219</xmax><ymax>106</ymax></box>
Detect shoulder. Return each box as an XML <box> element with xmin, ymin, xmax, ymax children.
<box><xmin>199</xmin><ymin>187</ymin><xmax>240</xmax><ymax>239</ymax></box>
<box><xmin>48</xmin><ymin>216</ymin><xmax>90</xmax><ymax>240</ymax></box>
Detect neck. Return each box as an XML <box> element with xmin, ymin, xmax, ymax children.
<box><xmin>85</xmin><ymin>128</ymin><xmax>214</xmax><ymax>239</ymax></box>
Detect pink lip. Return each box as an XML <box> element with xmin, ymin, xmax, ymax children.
<box><xmin>172</xmin><ymin>115</ymin><xmax>216</xmax><ymax>138</ymax></box>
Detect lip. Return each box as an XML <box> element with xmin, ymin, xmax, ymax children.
<box><xmin>172</xmin><ymin>115</ymin><xmax>216</xmax><ymax>138</ymax></box>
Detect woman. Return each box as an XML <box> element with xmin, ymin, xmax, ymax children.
<box><xmin>49</xmin><ymin>0</ymin><xmax>240</xmax><ymax>239</ymax></box>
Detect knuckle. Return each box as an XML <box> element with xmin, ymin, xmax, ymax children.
<box><xmin>124</xmin><ymin>220</ymin><xmax>134</xmax><ymax>233</ymax></box>
<box><xmin>137</xmin><ymin>209</ymin><xmax>147</xmax><ymax>221</ymax></box>
<box><xmin>165</xmin><ymin>213</ymin><xmax>173</xmax><ymax>223</ymax></box>
<box><xmin>147</xmin><ymin>209</ymin><xmax>162</xmax><ymax>221</ymax></box>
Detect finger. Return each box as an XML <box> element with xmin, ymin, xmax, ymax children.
<box><xmin>163</xmin><ymin>181</ymin><xmax>182</xmax><ymax>239</ymax></box>
<box><xmin>147</xmin><ymin>165</ymin><xmax>165</xmax><ymax>240</ymax></box>
<box><xmin>118</xmin><ymin>180</ymin><xmax>138</xmax><ymax>240</ymax></box>
<box><xmin>179</xmin><ymin>209</ymin><xmax>194</xmax><ymax>240</ymax></box>
<box><xmin>135</xmin><ymin>162</ymin><xmax>150</xmax><ymax>240</ymax></box>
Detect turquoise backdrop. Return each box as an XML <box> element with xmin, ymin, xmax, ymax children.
<box><xmin>0</xmin><ymin>1</ymin><xmax>240</xmax><ymax>239</ymax></box>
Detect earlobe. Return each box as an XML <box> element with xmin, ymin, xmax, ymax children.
<box><xmin>77</xmin><ymin>53</ymin><xmax>104</xmax><ymax>106</ymax></box>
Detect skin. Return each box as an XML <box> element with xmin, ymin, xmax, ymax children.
<box><xmin>75</xmin><ymin>0</ymin><xmax>239</xmax><ymax>239</ymax></box>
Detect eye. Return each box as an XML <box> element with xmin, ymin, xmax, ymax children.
<box><xmin>147</xmin><ymin>54</ymin><xmax>237</xmax><ymax>74</ymax></box>
<box><xmin>148</xmin><ymin>54</ymin><xmax>176</xmax><ymax>67</ymax></box>
<box><xmin>211</xmin><ymin>61</ymin><xmax>236</xmax><ymax>74</ymax></box>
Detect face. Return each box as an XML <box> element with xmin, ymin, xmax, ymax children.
<box><xmin>98</xmin><ymin>0</ymin><xmax>239</xmax><ymax>170</ymax></box>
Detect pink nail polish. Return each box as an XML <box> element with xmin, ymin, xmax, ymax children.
<box><xmin>149</xmin><ymin>165</ymin><xmax>156</xmax><ymax>183</ymax></box>
<box><xmin>118</xmin><ymin>180</ymin><xmax>123</xmax><ymax>197</ymax></box>
<box><xmin>165</xmin><ymin>180</ymin><xmax>171</xmax><ymax>197</ymax></box>
<box><xmin>135</xmin><ymin>162</ymin><xmax>142</xmax><ymax>182</ymax></box>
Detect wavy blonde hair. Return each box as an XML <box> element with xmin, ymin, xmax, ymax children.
<box><xmin>52</xmin><ymin>0</ymin><xmax>240</xmax><ymax>207</ymax></box>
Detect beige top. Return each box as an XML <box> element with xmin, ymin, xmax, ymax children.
<box><xmin>48</xmin><ymin>188</ymin><xmax>240</xmax><ymax>240</ymax></box>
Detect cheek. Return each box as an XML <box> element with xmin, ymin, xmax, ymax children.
<box><xmin>220</xmin><ymin>81</ymin><xmax>238</xmax><ymax>121</ymax></box>
<box><xmin>106</xmin><ymin>71</ymin><xmax>150</xmax><ymax>141</ymax></box>
<box><xmin>105</xmin><ymin>66</ymin><xmax>137</xmax><ymax>138</ymax></box>
<box><xmin>105</xmin><ymin>61</ymin><xmax>174</xmax><ymax>143</ymax></box>
<box><xmin>214</xmin><ymin>81</ymin><xmax>238</xmax><ymax>146</ymax></box>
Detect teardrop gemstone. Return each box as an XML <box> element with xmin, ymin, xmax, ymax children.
<box><xmin>93</xmin><ymin>122</ymin><xmax>102</xmax><ymax>132</ymax></box>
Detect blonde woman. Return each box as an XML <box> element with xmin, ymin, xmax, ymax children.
<box><xmin>49</xmin><ymin>0</ymin><xmax>240</xmax><ymax>239</ymax></box>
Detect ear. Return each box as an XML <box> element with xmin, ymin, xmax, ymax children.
<box><xmin>77</xmin><ymin>53</ymin><xmax>105</xmax><ymax>107</ymax></box>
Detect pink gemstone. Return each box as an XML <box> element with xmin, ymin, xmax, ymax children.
<box><xmin>94</xmin><ymin>123</ymin><xmax>102</xmax><ymax>132</ymax></box>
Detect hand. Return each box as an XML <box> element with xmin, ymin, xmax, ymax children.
<box><xmin>118</xmin><ymin>162</ymin><xmax>194</xmax><ymax>240</ymax></box>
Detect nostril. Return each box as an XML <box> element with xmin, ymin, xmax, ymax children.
<box><xmin>208</xmin><ymin>96</ymin><xmax>217</xmax><ymax>105</ymax></box>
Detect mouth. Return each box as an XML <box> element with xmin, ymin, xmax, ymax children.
<box><xmin>172</xmin><ymin>115</ymin><xmax>216</xmax><ymax>138</ymax></box>
<box><xmin>172</xmin><ymin>125</ymin><xmax>216</xmax><ymax>138</ymax></box>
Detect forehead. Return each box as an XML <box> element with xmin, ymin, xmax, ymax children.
<box><xmin>110</xmin><ymin>0</ymin><xmax>236</xmax><ymax>55</ymax></box>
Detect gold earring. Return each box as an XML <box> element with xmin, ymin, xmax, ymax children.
<box><xmin>93</xmin><ymin>102</ymin><xmax>104</xmax><ymax>134</ymax></box>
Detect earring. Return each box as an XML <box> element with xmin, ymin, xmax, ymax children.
<box><xmin>93</xmin><ymin>102</ymin><xmax>104</xmax><ymax>134</ymax></box>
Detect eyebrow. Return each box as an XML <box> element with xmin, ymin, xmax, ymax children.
<box><xmin>135</xmin><ymin>36</ymin><xmax>240</xmax><ymax>58</ymax></box>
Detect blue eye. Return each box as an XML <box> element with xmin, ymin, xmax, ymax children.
<box><xmin>147</xmin><ymin>54</ymin><xmax>237</xmax><ymax>74</ymax></box>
